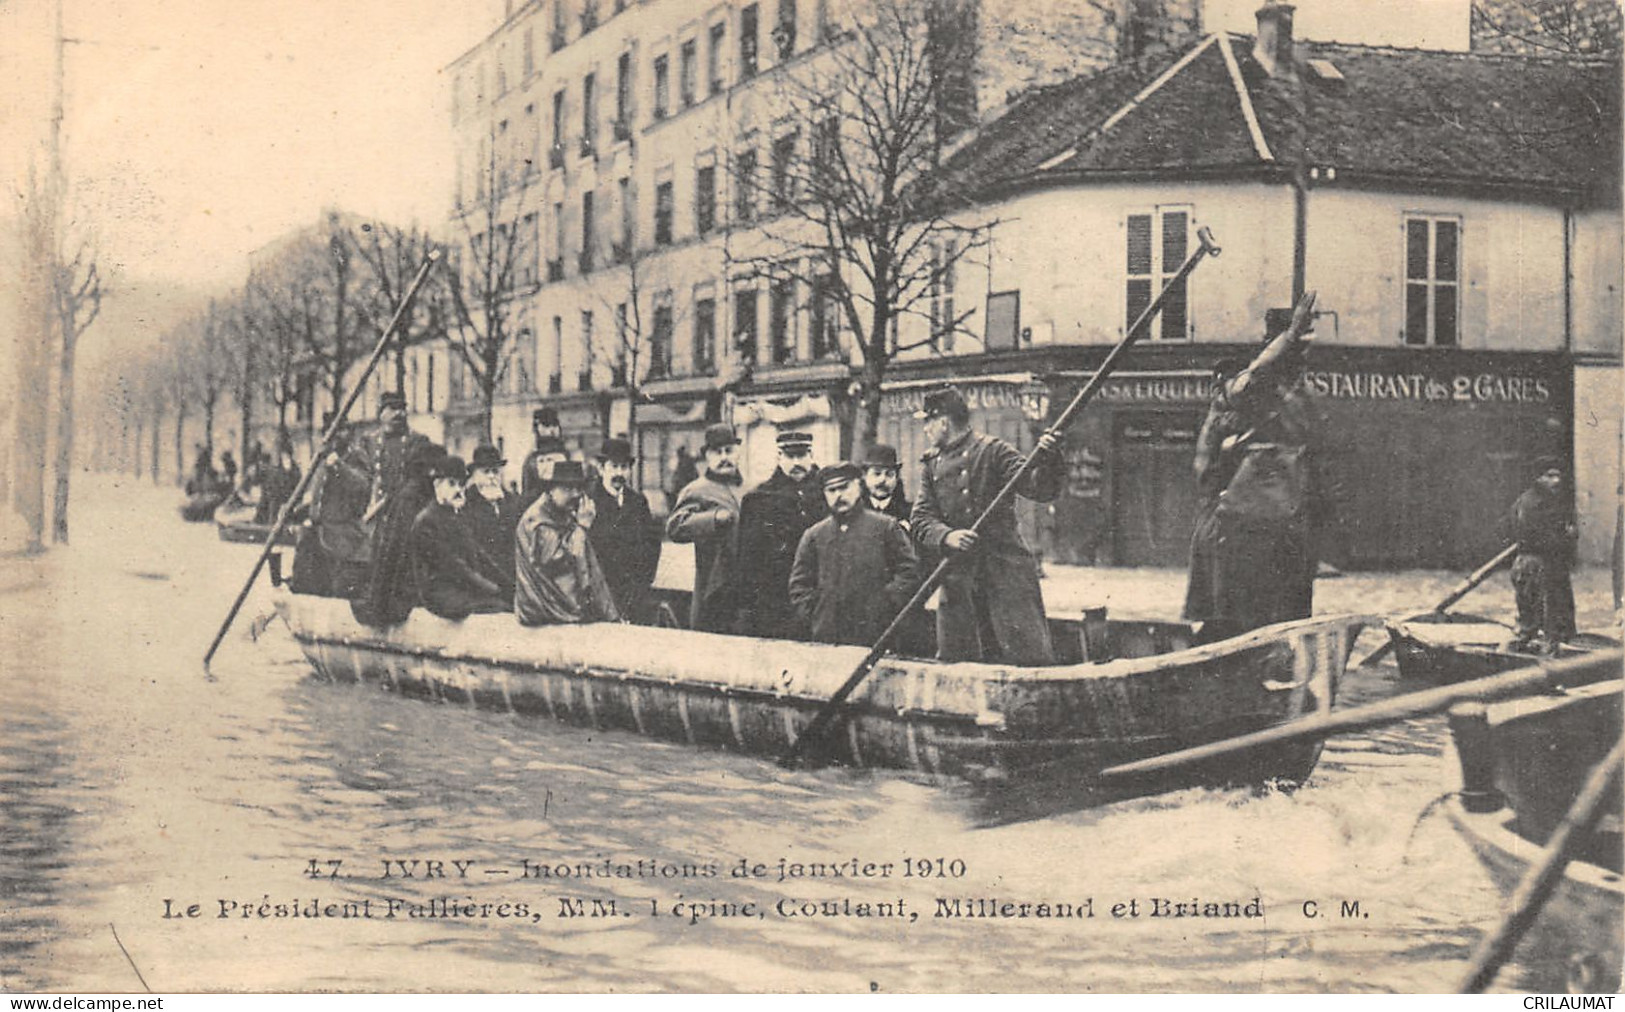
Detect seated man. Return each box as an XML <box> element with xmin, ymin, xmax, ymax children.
<box><xmin>462</xmin><ymin>443</ymin><xmax>521</xmax><ymax>599</ymax></box>
<box><xmin>515</xmin><ymin>459</ymin><xmax>622</xmax><ymax>626</ymax></box>
<box><xmin>409</xmin><ymin>455</ymin><xmax>510</xmax><ymax>620</ymax></box>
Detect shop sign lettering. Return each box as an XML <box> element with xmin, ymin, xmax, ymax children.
<box><xmin>1095</xmin><ymin>376</ymin><xmax>1212</xmax><ymax>404</ymax></box>
<box><xmin>1302</xmin><ymin>370</ymin><xmax>1551</xmax><ymax>404</ymax></box>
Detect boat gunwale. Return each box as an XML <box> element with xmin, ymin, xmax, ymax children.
<box><xmin>1445</xmin><ymin>795</ymin><xmax>1625</xmax><ymax>894</ymax></box>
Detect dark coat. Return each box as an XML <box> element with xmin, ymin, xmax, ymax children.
<box><xmin>737</xmin><ymin>468</ymin><xmax>829</xmax><ymax>640</ymax></box>
<box><xmin>351</xmin><ymin>467</ymin><xmax>436</xmax><ymax>627</ymax></box>
<box><xmin>1510</xmin><ymin>482</ymin><xmax>1577</xmax><ymax>642</ymax></box>
<box><xmin>864</xmin><ymin>486</ymin><xmax>914</xmax><ymax>528</ymax></box>
<box><xmin>463</xmin><ymin>485</ymin><xmax>523</xmax><ymax>598</ymax></box>
<box><xmin>665</xmin><ymin>471</ymin><xmax>744</xmax><ymax>633</ymax></box>
<box><xmin>515</xmin><ymin>497</ymin><xmax>621</xmax><ymax>625</ymax></box>
<box><xmin>254</xmin><ymin>460</ymin><xmax>302</xmax><ymax>526</ymax></box>
<box><xmin>789</xmin><ymin>507</ymin><xmax>919</xmax><ymax>646</ymax></box>
<box><xmin>1183</xmin><ymin>381</ymin><xmax>1329</xmax><ymax>633</ymax></box>
<box><xmin>1512</xmin><ymin>484</ymin><xmax>1576</xmax><ymax>563</ymax></box>
<box><xmin>912</xmin><ymin>429</ymin><xmax>1061</xmax><ymax>665</ymax></box>
<box><xmin>409</xmin><ymin>501</ymin><xmax>511</xmax><ymax>620</ymax></box>
<box><xmin>363</xmin><ymin>428</ymin><xmax>435</xmax><ymax>513</ymax></box>
<box><xmin>586</xmin><ymin>481</ymin><xmax>662</xmax><ymax>621</ymax></box>
<box><xmin>292</xmin><ymin>446</ymin><xmax>371</xmax><ymax>598</ymax></box>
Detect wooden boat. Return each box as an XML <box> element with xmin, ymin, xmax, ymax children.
<box><xmin>179</xmin><ymin>488</ymin><xmax>230</xmax><ymax>522</ymax></box>
<box><xmin>1385</xmin><ymin>610</ymin><xmax>1620</xmax><ymax>683</ymax></box>
<box><xmin>273</xmin><ymin>587</ymin><xmax>1371</xmax><ymax>806</ymax></box>
<box><xmin>1444</xmin><ymin>661</ymin><xmax>1624</xmax><ymax>993</ymax></box>
<box><xmin>214</xmin><ymin>495</ymin><xmax>301</xmax><ymax>545</ymax></box>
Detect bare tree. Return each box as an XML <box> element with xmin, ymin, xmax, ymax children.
<box><xmin>1471</xmin><ymin>0</ymin><xmax>1621</xmax><ymax>55</ymax></box>
<box><xmin>445</xmin><ymin>127</ymin><xmax>537</xmax><ymax>441</ymax></box>
<box><xmin>726</xmin><ymin>0</ymin><xmax>995</xmax><ymax>454</ymax></box>
<box><xmin>11</xmin><ymin>166</ymin><xmax>56</xmax><ymax>553</ymax></box>
<box><xmin>354</xmin><ymin>221</ymin><xmax>452</xmax><ymax>393</ymax></box>
<box><xmin>247</xmin><ymin>261</ymin><xmax>319</xmax><ymax>443</ymax></box>
<box><xmin>48</xmin><ymin>232</ymin><xmax>102</xmax><ymax>542</ymax></box>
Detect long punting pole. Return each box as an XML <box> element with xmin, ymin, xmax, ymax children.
<box><xmin>1358</xmin><ymin>541</ymin><xmax>1521</xmax><ymax>667</ymax></box>
<box><xmin>201</xmin><ymin>250</ymin><xmax>441</xmax><ymax>674</ymax></box>
<box><xmin>782</xmin><ymin>227</ymin><xmax>1224</xmax><ymax>769</ymax></box>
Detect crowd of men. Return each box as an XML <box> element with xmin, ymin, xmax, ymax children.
<box><xmin>290</xmin><ymin>385</ymin><xmax>1071</xmax><ymax>664</ymax></box>
<box><xmin>286</xmin><ymin>309</ymin><xmax>1582</xmax><ymax>661</ymax></box>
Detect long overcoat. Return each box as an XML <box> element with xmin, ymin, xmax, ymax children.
<box><xmin>1183</xmin><ymin>383</ymin><xmax>1327</xmax><ymax>632</ymax></box>
<box><xmin>665</xmin><ymin>472</ymin><xmax>744</xmax><ymax>633</ymax></box>
<box><xmin>736</xmin><ymin>468</ymin><xmax>829</xmax><ymax>640</ymax></box>
<box><xmin>789</xmin><ymin>507</ymin><xmax>919</xmax><ymax>646</ymax></box>
<box><xmin>1509</xmin><ymin>483</ymin><xmax>1577</xmax><ymax>641</ymax></box>
<box><xmin>463</xmin><ymin>485</ymin><xmax>523</xmax><ymax>598</ymax></box>
<box><xmin>586</xmin><ymin>482</ymin><xmax>662</xmax><ymax>622</ymax></box>
<box><xmin>409</xmin><ymin>501</ymin><xmax>511</xmax><ymax>620</ymax></box>
<box><xmin>350</xmin><ymin>447</ymin><xmax>439</xmax><ymax>627</ymax></box>
<box><xmin>514</xmin><ymin>498</ymin><xmax>622</xmax><ymax>625</ymax></box>
<box><xmin>912</xmin><ymin>430</ymin><xmax>1061</xmax><ymax>665</ymax></box>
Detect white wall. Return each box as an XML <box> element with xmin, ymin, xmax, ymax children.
<box><xmin>1202</xmin><ymin>0</ymin><xmax>1471</xmax><ymax>50</ymax></box>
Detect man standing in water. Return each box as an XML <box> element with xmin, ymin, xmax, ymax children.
<box><xmin>912</xmin><ymin>387</ymin><xmax>1061</xmax><ymax>664</ymax></box>
<box><xmin>1509</xmin><ymin>457</ymin><xmax>1578</xmax><ymax>653</ymax></box>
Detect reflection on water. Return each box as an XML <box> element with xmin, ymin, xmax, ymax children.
<box><xmin>0</xmin><ymin>476</ymin><xmax>1608</xmax><ymax>992</ymax></box>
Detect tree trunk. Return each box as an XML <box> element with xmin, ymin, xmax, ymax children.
<box><xmin>482</xmin><ymin>382</ymin><xmax>495</xmax><ymax>443</ymax></box>
<box><xmin>238</xmin><ymin>386</ymin><xmax>253</xmax><ymax>478</ymax></box>
<box><xmin>173</xmin><ymin>405</ymin><xmax>187</xmax><ymax>487</ymax></box>
<box><xmin>12</xmin><ymin>248</ymin><xmax>51</xmax><ymax>553</ymax></box>
<box><xmin>50</xmin><ymin>330</ymin><xmax>76</xmax><ymax>543</ymax></box>
<box><xmin>203</xmin><ymin>395</ymin><xmax>217</xmax><ymax>460</ymax></box>
<box><xmin>150</xmin><ymin>407</ymin><xmax>162</xmax><ymax>483</ymax></box>
<box><xmin>132</xmin><ymin>416</ymin><xmax>144</xmax><ymax>478</ymax></box>
<box><xmin>857</xmin><ymin>336</ymin><xmax>887</xmax><ymax>457</ymax></box>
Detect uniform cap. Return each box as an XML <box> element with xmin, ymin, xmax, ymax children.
<box><xmin>820</xmin><ymin>461</ymin><xmax>862</xmax><ymax>488</ymax></box>
<box><xmin>913</xmin><ymin>386</ymin><xmax>968</xmax><ymax>420</ymax></box>
<box><xmin>703</xmin><ymin>424</ymin><xmax>740</xmax><ymax>451</ymax></box>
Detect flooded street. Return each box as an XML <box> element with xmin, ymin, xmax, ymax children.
<box><xmin>0</xmin><ymin>474</ymin><xmax>1605</xmax><ymax>993</ymax></box>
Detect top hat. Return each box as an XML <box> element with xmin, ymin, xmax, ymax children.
<box><xmin>776</xmin><ymin>430</ymin><xmax>815</xmax><ymax>451</ymax></box>
<box><xmin>470</xmin><ymin>444</ymin><xmax>507</xmax><ymax>470</ymax></box>
<box><xmin>532</xmin><ymin>407</ymin><xmax>561</xmax><ymax>427</ymax></box>
<box><xmin>702</xmin><ymin>423</ymin><xmax>740</xmax><ymax>452</ymax></box>
<box><xmin>539</xmin><ymin>458</ymin><xmax>588</xmax><ymax>486</ymax></box>
<box><xmin>861</xmin><ymin>444</ymin><xmax>901</xmax><ymax>469</ymax></box>
<box><xmin>596</xmin><ymin>437</ymin><xmax>636</xmax><ymax>464</ymax></box>
<box><xmin>534</xmin><ymin>435</ymin><xmax>568</xmax><ymax>457</ymax></box>
<box><xmin>913</xmin><ymin>386</ymin><xmax>968</xmax><ymax>420</ymax></box>
<box><xmin>819</xmin><ymin>461</ymin><xmax>862</xmax><ymax>488</ymax></box>
<box><xmin>429</xmin><ymin>454</ymin><xmax>468</xmax><ymax>483</ymax></box>
<box><xmin>378</xmin><ymin>391</ymin><xmax>407</xmax><ymax>411</ymax></box>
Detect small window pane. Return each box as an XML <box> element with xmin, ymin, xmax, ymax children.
<box><xmin>1434</xmin><ymin>283</ymin><xmax>1458</xmax><ymax>346</ymax></box>
<box><xmin>1405</xmin><ymin>220</ymin><xmax>1430</xmax><ymax>280</ymax></box>
<box><xmin>1404</xmin><ymin>282</ymin><xmax>1429</xmax><ymax>344</ymax></box>
<box><xmin>1434</xmin><ymin>220</ymin><xmax>1458</xmax><ymax>282</ymax></box>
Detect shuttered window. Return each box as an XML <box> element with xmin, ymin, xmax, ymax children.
<box><xmin>1404</xmin><ymin>215</ymin><xmax>1460</xmax><ymax>346</ymax></box>
<box><xmin>1125</xmin><ymin>206</ymin><xmax>1192</xmax><ymax>341</ymax></box>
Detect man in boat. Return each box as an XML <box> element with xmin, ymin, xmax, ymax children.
<box><xmin>361</xmin><ymin>391</ymin><xmax>436</xmax><ymax>529</ymax></box>
<box><xmin>861</xmin><ymin>444</ymin><xmax>913</xmax><ymax>530</ymax></box>
<box><xmin>515</xmin><ymin>459</ymin><xmax>622</xmax><ymax>626</ymax></box>
<box><xmin>666</xmin><ymin>423</ymin><xmax>745</xmax><ymax>634</ymax></box>
<box><xmin>462</xmin><ymin>443</ymin><xmax>522</xmax><ymax>601</ymax></box>
<box><xmin>408</xmin><ymin>454</ymin><xmax>511</xmax><ymax>620</ymax></box>
<box><xmin>789</xmin><ymin>461</ymin><xmax>919</xmax><ymax>646</ymax></box>
<box><xmin>352</xmin><ymin>440</ymin><xmax>445</xmax><ymax>626</ymax></box>
<box><xmin>254</xmin><ymin>436</ymin><xmax>302</xmax><ymax>527</ymax></box>
<box><xmin>518</xmin><ymin>407</ymin><xmax>569</xmax><ymax>512</ymax></box>
<box><xmin>1183</xmin><ymin>295</ymin><xmax>1335</xmax><ymax>645</ymax></box>
<box><xmin>584</xmin><ymin>437</ymin><xmax>661</xmax><ymax>623</ymax></box>
<box><xmin>1508</xmin><ymin>457</ymin><xmax>1578</xmax><ymax>653</ymax></box>
<box><xmin>292</xmin><ymin>418</ymin><xmax>372</xmax><ymax>598</ymax></box>
<box><xmin>736</xmin><ymin>430</ymin><xmax>829</xmax><ymax>641</ymax></box>
<box><xmin>912</xmin><ymin>386</ymin><xmax>1062</xmax><ymax>665</ymax></box>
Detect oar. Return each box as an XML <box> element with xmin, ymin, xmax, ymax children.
<box><xmin>1099</xmin><ymin>649</ymin><xmax>1622</xmax><ymax>781</ymax></box>
<box><xmin>1458</xmin><ymin>732</ymin><xmax>1624</xmax><ymax>993</ymax></box>
<box><xmin>1358</xmin><ymin>542</ymin><xmax>1521</xmax><ymax>667</ymax></box>
<box><xmin>780</xmin><ymin>226</ymin><xmax>1225</xmax><ymax>769</ymax></box>
<box><xmin>202</xmin><ymin>250</ymin><xmax>442</xmax><ymax>675</ymax></box>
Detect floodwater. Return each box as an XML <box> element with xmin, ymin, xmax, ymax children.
<box><xmin>0</xmin><ymin>473</ymin><xmax>1611</xmax><ymax>993</ymax></box>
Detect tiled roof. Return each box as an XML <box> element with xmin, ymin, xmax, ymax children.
<box><xmin>932</xmin><ymin>34</ymin><xmax>1621</xmax><ymax>204</ymax></box>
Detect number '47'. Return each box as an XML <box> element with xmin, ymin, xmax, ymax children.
<box><xmin>305</xmin><ymin>859</ymin><xmax>343</xmax><ymax>880</ymax></box>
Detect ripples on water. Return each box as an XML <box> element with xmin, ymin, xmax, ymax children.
<box><xmin>0</xmin><ymin>477</ymin><xmax>1600</xmax><ymax>992</ymax></box>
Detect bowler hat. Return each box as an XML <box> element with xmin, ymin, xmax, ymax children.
<box><xmin>470</xmin><ymin>444</ymin><xmax>506</xmax><ymax>470</ymax></box>
<box><xmin>429</xmin><ymin>454</ymin><xmax>468</xmax><ymax>483</ymax></box>
<box><xmin>1534</xmin><ymin>454</ymin><xmax>1564</xmax><ymax>475</ymax></box>
<box><xmin>913</xmin><ymin>386</ymin><xmax>967</xmax><ymax>420</ymax></box>
<box><xmin>532</xmin><ymin>407</ymin><xmax>560</xmax><ymax>427</ymax></box>
<box><xmin>596</xmin><ymin>437</ymin><xmax>635</xmax><ymax>464</ymax></box>
<box><xmin>861</xmin><ymin>444</ymin><xmax>901</xmax><ymax>469</ymax></box>
<box><xmin>379</xmin><ymin>391</ymin><xmax>407</xmax><ymax>411</ymax></box>
<box><xmin>539</xmin><ymin>458</ymin><xmax>588</xmax><ymax>486</ymax></box>
<box><xmin>702</xmin><ymin>423</ymin><xmax>740</xmax><ymax>451</ymax></box>
<box><xmin>820</xmin><ymin>461</ymin><xmax>861</xmax><ymax>488</ymax></box>
<box><xmin>534</xmin><ymin>435</ymin><xmax>567</xmax><ymax>457</ymax></box>
<box><xmin>776</xmin><ymin>430</ymin><xmax>814</xmax><ymax>450</ymax></box>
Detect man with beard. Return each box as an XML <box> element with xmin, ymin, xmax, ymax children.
<box><xmin>666</xmin><ymin>423</ymin><xmax>745</xmax><ymax>634</ymax></box>
<box><xmin>518</xmin><ymin>407</ymin><xmax>569</xmax><ymax>511</ymax></box>
<box><xmin>462</xmin><ymin>443</ymin><xmax>522</xmax><ymax>600</ymax></box>
<box><xmin>736</xmin><ymin>431</ymin><xmax>828</xmax><ymax>641</ymax></box>
<box><xmin>585</xmin><ymin>437</ymin><xmax>661</xmax><ymax>623</ymax></box>
<box><xmin>860</xmin><ymin>444</ymin><xmax>913</xmax><ymax>530</ymax></box>
<box><xmin>515</xmin><ymin>459</ymin><xmax>622</xmax><ymax>625</ymax></box>
<box><xmin>912</xmin><ymin>387</ymin><xmax>1062</xmax><ymax>665</ymax></box>
<box><xmin>410</xmin><ymin>455</ymin><xmax>511</xmax><ymax>620</ymax></box>
<box><xmin>789</xmin><ymin>462</ymin><xmax>919</xmax><ymax>646</ymax></box>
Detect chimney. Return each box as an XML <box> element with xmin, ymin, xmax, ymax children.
<box><xmin>1253</xmin><ymin>2</ymin><xmax>1296</xmax><ymax>78</ymax></box>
